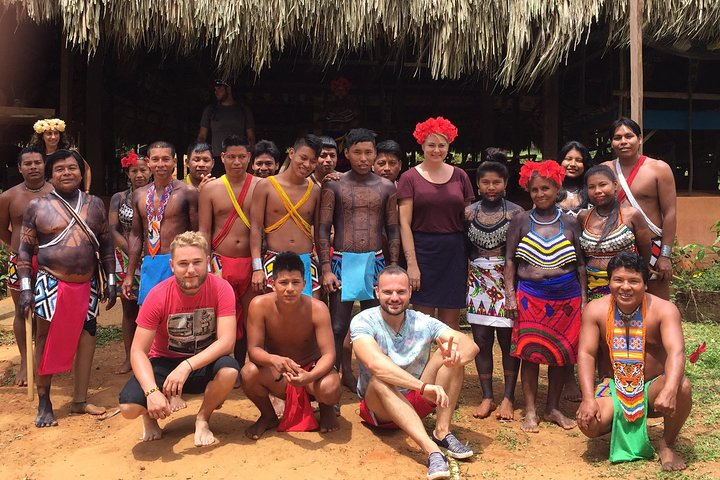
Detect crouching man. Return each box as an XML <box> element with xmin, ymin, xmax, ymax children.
<box><xmin>241</xmin><ymin>251</ymin><xmax>341</xmax><ymax>440</ymax></box>
<box><xmin>119</xmin><ymin>231</ymin><xmax>239</xmax><ymax>446</ymax></box>
<box><xmin>576</xmin><ymin>251</ymin><xmax>691</xmax><ymax>471</ymax></box>
<box><xmin>351</xmin><ymin>266</ymin><xmax>478</xmax><ymax>480</ymax></box>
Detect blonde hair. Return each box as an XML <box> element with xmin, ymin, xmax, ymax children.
<box><xmin>170</xmin><ymin>231</ymin><xmax>209</xmax><ymax>256</ymax></box>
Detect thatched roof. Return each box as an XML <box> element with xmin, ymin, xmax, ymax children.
<box><xmin>3</xmin><ymin>0</ymin><xmax>720</xmax><ymax>86</ymax></box>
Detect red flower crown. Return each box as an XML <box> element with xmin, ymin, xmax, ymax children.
<box><xmin>518</xmin><ymin>160</ymin><xmax>566</xmax><ymax>190</ymax></box>
<box><xmin>120</xmin><ymin>151</ymin><xmax>139</xmax><ymax>168</ymax></box>
<box><xmin>413</xmin><ymin>117</ymin><xmax>458</xmax><ymax>144</ymax></box>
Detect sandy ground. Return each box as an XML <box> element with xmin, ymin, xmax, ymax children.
<box><xmin>0</xmin><ymin>300</ymin><xmax>717</xmax><ymax>480</ymax></box>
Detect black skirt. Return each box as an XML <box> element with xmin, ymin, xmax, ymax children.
<box><xmin>411</xmin><ymin>231</ymin><xmax>468</xmax><ymax>309</ymax></box>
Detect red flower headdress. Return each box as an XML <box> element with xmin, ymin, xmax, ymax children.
<box><xmin>330</xmin><ymin>77</ymin><xmax>352</xmax><ymax>96</ymax></box>
<box><xmin>518</xmin><ymin>160</ymin><xmax>566</xmax><ymax>191</ymax></box>
<box><xmin>413</xmin><ymin>117</ymin><xmax>458</xmax><ymax>144</ymax></box>
<box><xmin>120</xmin><ymin>150</ymin><xmax>139</xmax><ymax>168</ymax></box>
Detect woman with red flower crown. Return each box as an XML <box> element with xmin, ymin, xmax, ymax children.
<box><xmin>397</xmin><ymin>117</ymin><xmax>475</xmax><ymax>329</ymax></box>
<box><xmin>504</xmin><ymin>160</ymin><xmax>588</xmax><ymax>432</ymax></box>
<box><xmin>108</xmin><ymin>151</ymin><xmax>151</xmax><ymax>374</ymax></box>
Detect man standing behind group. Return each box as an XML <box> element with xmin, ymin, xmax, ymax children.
<box><xmin>310</xmin><ymin>136</ymin><xmax>339</xmax><ymax>186</ymax></box>
<box><xmin>185</xmin><ymin>142</ymin><xmax>215</xmax><ymax>190</ymax></box>
<box><xmin>200</xmin><ymin>135</ymin><xmax>260</xmax><ymax>366</ymax></box>
<box><xmin>316</xmin><ymin>128</ymin><xmax>400</xmax><ymax>384</ymax></box>
<box><xmin>250</xmin><ymin>135</ymin><xmax>323</xmax><ymax>297</ymax></box>
<box><xmin>241</xmin><ymin>252</ymin><xmax>340</xmax><ymax>439</ymax></box>
<box><xmin>251</xmin><ymin>140</ymin><xmax>281</xmax><ymax>178</ymax></box>
<box><xmin>0</xmin><ymin>147</ymin><xmax>54</xmax><ymax>386</ymax></box>
<box><xmin>18</xmin><ymin>149</ymin><xmax>116</xmax><ymax>426</ymax></box>
<box><xmin>124</xmin><ymin>141</ymin><xmax>198</xmax><ymax>305</ymax></box>
<box><xmin>197</xmin><ymin>79</ymin><xmax>256</xmax><ymax>166</ymax></box>
<box><xmin>603</xmin><ymin>118</ymin><xmax>676</xmax><ymax>300</ymax></box>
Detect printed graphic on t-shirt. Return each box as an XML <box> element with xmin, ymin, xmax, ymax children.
<box><xmin>167</xmin><ymin>308</ymin><xmax>217</xmax><ymax>355</ymax></box>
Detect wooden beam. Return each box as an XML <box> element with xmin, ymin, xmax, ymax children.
<box><xmin>85</xmin><ymin>49</ymin><xmax>104</xmax><ymax>195</ymax></box>
<box><xmin>59</xmin><ymin>45</ymin><xmax>72</xmax><ymax>120</ymax></box>
<box><xmin>612</xmin><ymin>90</ymin><xmax>720</xmax><ymax>101</ymax></box>
<box><xmin>629</xmin><ymin>0</ymin><xmax>644</xmax><ymax>134</ymax></box>
<box><xmin>542</xmin><ymin>72</ymin><xmax>559</xmax><ymax>159</ymax></box>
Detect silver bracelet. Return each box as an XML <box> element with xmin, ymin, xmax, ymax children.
<box><xmin>252</xmin><ymin>258</ymin><xmax>263</xmax><ymax>271</ymax></box>
<box><xmin>20</xmin><ymin>277</ymin><xmax>31</xmax><ymax>291</ymax></box>
<box><xmin>108</xmin><ymin>275</ymin><xmax>116</xmax><ymax>287</ymax></box>
<box><xmin>660</xmin><ymin>244</ymin><xmax>673</xmax><ymax>258</ymax></box>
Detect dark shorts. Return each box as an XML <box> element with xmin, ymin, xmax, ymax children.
<box><xmin>119</xmin><ymin>355</ymin><xmax>239</xmax><ymax>407</ymax></box>
<box><xmin>359</xmin><ymin>390</ymin><xmax>435</xmax><ymax>429</ymax></box>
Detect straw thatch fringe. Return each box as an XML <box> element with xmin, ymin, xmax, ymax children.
<box><xmin>3</xmin><ymin>0</ymin><xmax>720</xmax><ymax>86</ymax></box>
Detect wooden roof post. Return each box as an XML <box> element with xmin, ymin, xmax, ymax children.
<box><xmin>630</xmin><ymin>0</ymin><xmax>644</xmax><ymax>153</ymax></box>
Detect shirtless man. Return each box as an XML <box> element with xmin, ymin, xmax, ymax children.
<box><xmin>251</xmin><ymin>140</ymin><xmax>281</xmax><ymax>178</ymax></box>
<box><xmin>310</xmin><ymin>136</ymin><xmax>338</xmax><ymax>186</ymax></box>
<box><xmin>199</xmin><ymin>134</ymin><xmax>260</xmax><ymax>366</ymax></box>
<box><xmin>241</xmin><ymin>251</ymin><xmax>341</xmax><ymax>439</ymax></box>
<box><xmin>602</xmin><ymin>118</ymin><xmax>676</xmax><ymax>300</ymax></box>
<box><xmin>185</xmin><ymin>142</ymin><xmax>215</xmax><ymax>190</ymax></box>
<box><xmin>576</xmin><ymin>251</ymin><xmax>691</xmax><ymax>471</ymax></box>
<box><xmin>250</xmin><ymin>134</ymin><xmax>323</xmax><ymax>297</ymax></box>
<box><xmin>123</xmin><ymin>141</ymin><xmax>199</xmax><ymax>304</ymax></box>
<box><xmin>0</xmin><ymin>147</ymin><xmax>54</xmax><ymax>386</ymax></box>
<box><xmin>316</xmin><ymin>128</ymin><xmax>400</xmax><ymax>391</ymax></box>
<box><xmin>119</xmin><ymin>232</ymin><xmax>239</xmax><ymax>446</ymax></box>
<box><xmin>18</xmin><ymin>149</ymin><xmax>116</xmax><ymax>427</ymax></box>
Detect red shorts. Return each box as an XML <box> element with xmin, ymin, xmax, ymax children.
<box><xmin>359</xmin><ymin>390</ymin><xmax>435</xmax><ymax>429</ymax></box>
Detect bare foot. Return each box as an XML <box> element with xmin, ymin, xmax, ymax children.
<box><xmin>270</xmin><ymin>395</ymin><xmax>285</xmax><ymax>418</ymax></box>
<box><xmin>563</xmin><ymin>376</ymin><xmax>582</xmax><ymax>402</ymax></box>
<box><xmin>544</xmin><ymin>408</ymin><xmax>577</xmax><ymax>430</ymax></box>
<box><xmin>141</xmin><ymin>415</ymin><xmax>163</xmax><ymax>442</ymax></box>
<box><xmin>473</xmin><ymin>398</ymin><xmax>497</xmax><ymax>419</ymax></box>
<box><xmin>115</xmin><ymin>360</ymin><xmax>131</xmax><ymax>375</ymax></box>
<box><xmin>70</xmin><ymin>402</ymin><xmax>106</xmax><ymax>416</ymax></box>
<box><xmin>35</xmin><ymin>394</ymin><xmax>58</xmax><ymax>428</ymax></box>
<box><xmin>169</xmin><ymin>395</ymin><xmax>187</xmax><ymax>412</ymax></box>
<box><xmin>495</xmin><ymin>398</ymin><xmax>515</xmax><ymax>421</ymax></box>
<box><xmin>341</xmin><ymin>371</ymin><xmax>357</xmax><ymax>394</ymax></box>
<box><xmin>319</xmin><ymin>404</ymin><xmax>340</xmax><ymax>433</ymax></box>
<box><xmin>15</xmin><ymin>363</ymin><xmax>28</xmax><ymax>387</ymax></box>
<box><xmin>244</xmin><ymin>414</ymin><xmax>279</xmax><ymax>440</ymax></box>
<box><xmin>520</xmin><ymin>412</ymin><xmax>540</xmax><ymax>433</ymax></box>
<box><xmin>194</xmin><ymin>418</ymin><xmax>217</xmax><ymax>446</ymax></box>
<box><xmin>658</xmin><ymin>439</ymin><xmax>687</xmax><ymax>471</ymax></box>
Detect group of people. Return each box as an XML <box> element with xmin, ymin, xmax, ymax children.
<box><xmin>0</xmin><ymin>113</ymin><xmax>692</xmax><ymax>479</ymax></box>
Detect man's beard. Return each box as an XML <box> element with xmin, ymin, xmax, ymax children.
<box><xmin>178</xmin><ymin>271</ymin><xmax>207</xmax><ymax>291</ymax></box>
<box><xmin>380</xmin><ymin>301</ymin><xmax>408</xmax><ymax>317</ymax></box>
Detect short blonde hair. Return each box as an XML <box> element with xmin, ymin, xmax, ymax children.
<box><xmin>170</xmin><ymin>231</ymin><xmax>209</xmax><ymax>256</ymax></box>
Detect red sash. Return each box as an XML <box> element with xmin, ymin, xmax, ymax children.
<box><xmin>277</xmin><ymin>363</ymin><xmax>319</xmax><ymax>432</ymax></box>
<box><xmin>211</xmin><ymin>174</ymin><xmax>253</xmax><ymax>250</ymax></box>
<box><xmin>617</xmin><ymin>155</ymin><xmax>646</xmax><ymax>204</ymax></box>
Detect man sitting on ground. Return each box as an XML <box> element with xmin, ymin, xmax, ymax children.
<box><xmin>241</xmin><ymin>251</ymin><xmax>341</xmax><ymax>439</ymax></box>
<box><xmin>351</xmin><ymin>266</ymin><xmax>478</xmax><ymax>480</ymax></box>
<box><xmin>576</xmin><ymin>251</ymin><xmax>691</xmax><ymax>471</ymax></box>
<box><xmin>119</xmin><ymin>231</ymin><xmax>239</xmax><ymax>446</ymax></box>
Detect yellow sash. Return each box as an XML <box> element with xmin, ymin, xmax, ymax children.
<box><xmin>265</xmin><ymin>176</ymin><xmax>313</xmax><ymax>239</ymax></box>
<box><xmin>221</xmin><ymin>174</ymin><xmax>251</xmax><ymax>228</ymax></box>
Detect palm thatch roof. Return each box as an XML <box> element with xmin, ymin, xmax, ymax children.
<box><xmin>3</xmin><ymin>0</ymin><xmax>720</xmax><ymax>86</ymax></box>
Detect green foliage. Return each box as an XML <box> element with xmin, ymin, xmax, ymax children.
<box><xmin>0</xmin><ymin>242</ymin><xmax>9</xmax><ymax>298</ymax></box>
<box><xmin>95</xmin><ymin>325</ymin><xmax>123</xmax><ymax>347</ymax></box>
<box><xmin>672</xmin><ymin>220</ymin><xmax>720</xmax><ymax>293</ymax></box>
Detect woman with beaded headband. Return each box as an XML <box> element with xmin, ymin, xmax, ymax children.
<box><xmin>465</xmin><ymin>149</ymin><xmax>525</xmax><ymax>420</ymax></box>
<box><xmin>29</xmin><ymin>118</ymin><xmax>93</xmax><ymax>193</ymax></box>
<box><xmin>108</xmin><ymin>151</ymin><xmax>151</xmax><ymax>373</ymax></box>
<box><xmin>504</xmin><ymin>160</ymin><xmax>587</xmax><ymax>432</ymax></box>
<box><xmin>397</xmin><ymin>116</ymin><xmax>475</xmax><ymax>329</ymax></box>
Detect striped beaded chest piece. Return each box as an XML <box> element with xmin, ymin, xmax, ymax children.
<box><xmin>118</xmin><ymin>190</ymin><xmax>134</xmax><ymax>234</ymax></box>
<box><xmin>467</xmin><ymin>200</ymin><xmax>510</xmax><ymax>251</ymax></box>
<box><xmin>580</xmin><ymin>208</ymin><xmax>636</xmax><ymax>259</ymax></box>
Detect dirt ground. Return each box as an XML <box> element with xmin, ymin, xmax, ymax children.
<box><xmin>0</xmin><ymin>303</ymin><xmax>717</xmax><ymax>480</ymax></box>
